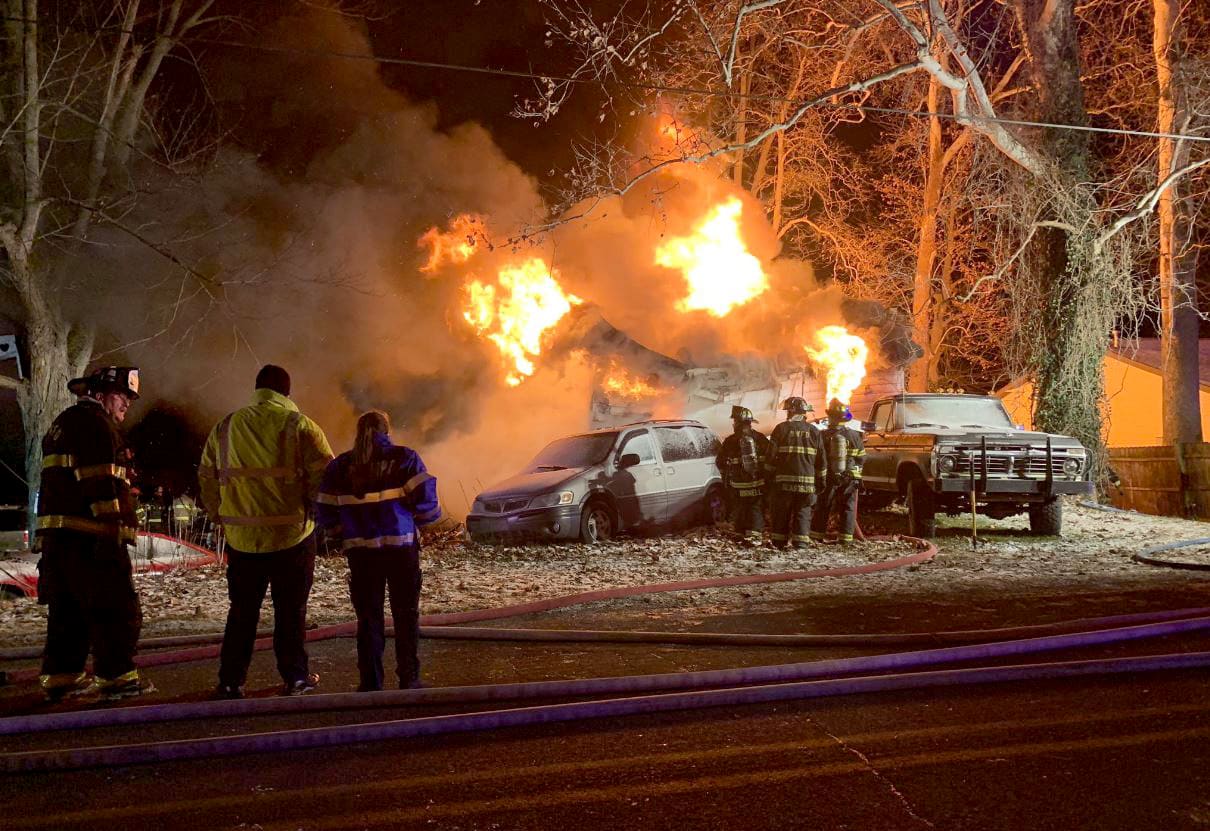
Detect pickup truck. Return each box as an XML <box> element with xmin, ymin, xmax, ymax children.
<box><xmin>859</xmin><ymin>393</ymin><xmax>1094</xmax><ymax>537</ymax></box>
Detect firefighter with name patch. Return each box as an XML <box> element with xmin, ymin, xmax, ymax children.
<box><xmin>715</xmin><ymin>405</ymin><xmax>771</xmax><ymax>547</ymax></box>
<box><xmin>200</xmin><ymin>365</ymin><xmax>334</xmax><ymax>699</ymax></box>
<box><xmin>810</xmin><ymin>398</ymin><xmax>866</xmax><ymax>543</ymax></box>
<box><xmin>36</xmin><ymin>366</ymin><xmax>152</xmax><ymax>701</ymax></box>
<box><xmin>765</xmin><ymin>396</ymin><xmax>825</xmax><ymax>550</ymax></box>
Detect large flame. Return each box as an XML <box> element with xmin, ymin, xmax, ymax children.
<box><xmin>599</xmin><ymin>359</ymin><xmax>664</xmax><ymax>401</ymax></box>
<box><xmin>463</xmin><ymin>258</ymin><xmax>581</xmax><ymax>386</ymax></box>
<box><xmin>655</xmin><ymin>196</ymin><xmax>769</xmax><ymax>317</ymax></box>
<box><xmin>806</xmin><ymin>325</ymin><xmax>869</xmax><ymax>405</ymax></box>
<box><xmin>419</xmin><ymin>214</ymin><xmax>485</xmax><ymax>273</ymax></box>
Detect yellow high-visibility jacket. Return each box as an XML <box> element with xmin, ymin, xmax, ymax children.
<box><xmin>199</xmin><ymin>389</ymin><xmax>334</xmax><ymax>553</ymax></box>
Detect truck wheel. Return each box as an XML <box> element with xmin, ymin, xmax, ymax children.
<box><xmin>907</xmin><ymin>479</ymin><xmax>937</xmax><ymax>538</ymax></box>
<box><xmin>579</xmin><ymin>499</ymin><xmax>615</xmax><ymax>544</ymax></box>
<box><xmin>1028</xmin><ymin>498</ymin><xmax>1062</xmax><ymax>536</ymax></box>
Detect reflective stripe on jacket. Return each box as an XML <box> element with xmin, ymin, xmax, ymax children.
<box><xmin>315</xmin><ymin>434</ymin><xmax>441</xmax><ymax>552</ymax></box>
<box><xmin>199</xmin><ymin>389</ymin><xmax>334</xmax><ymax>553</ymax></box>
<box><xmin>37</xmin><ymin>399</ymin><xmax>138</xmax><ymax>546</ymax></box>
<box><xmin>765</xmin><ymin>416</ymin><xmax>825</xmax><ymax>494</ymax></box>
<box><xmin>716</xmin><ymin>430</ymin><xmax>771</xmax><ymax>497</ymax></box>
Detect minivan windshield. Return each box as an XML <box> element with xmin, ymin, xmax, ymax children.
<box><xmin>526</xmin><ymin>433</ymin><xmax>618</xmax><ymax>471</ymax></box>
<box><xmin>902</xmin><ymin>397</ymin><xmax>1013</xmax><ymax>430</ymax></box>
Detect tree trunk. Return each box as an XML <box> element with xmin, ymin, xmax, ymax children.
<box><xmin>1154</xmin><ymin>0</ymin><xmax>1202</xmax><ymax>444</ymax></box>
<box><xmin>13</xmin><ymin>262</ymin><xmax>93</xmax><ymax>534</ymax></box>
<box><xmin>908</xmin><ymin>78</ymin><xmax>946</xmax><ymax>393</ymax></box>
<box><xmin>1012</xmin><ymin>0</ymin><xmax>1103</xmax><ymax>456</ymax></box>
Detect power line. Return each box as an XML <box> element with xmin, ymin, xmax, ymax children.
<box><xmin>192</xmin><ymin>36</ymin><xmax>1210</xmax><ymax>146</ymax></box>
<box><xmin>4</xmin><ymin>13</ymin><xmax>1210</xmax><ymax>146</ymax></box>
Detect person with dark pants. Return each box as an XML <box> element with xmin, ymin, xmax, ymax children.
<box><xmin>766</xmin><ymin>397</ymin><xmax>825</xmax><ymax>550</ymax></box>
<box><xmin>219</xmin><ymin>537</ymin><xmax>315</xmax><ymax>688</ymax></box>
<box><xmin>810</xmin><ymin>398</ymin><xmax>866</xmax><ymax>543</ymax></box>
<box><xmin>715</xmin><ymin>406</ymin><xmax>771</xmax><ymax>547</ymax></box>
<box><xmin>200</xmin><ymin>365</ymin><xmax>334</xmax><ymax>698</ymax></box>
<box><xmin>348</xmin><ymin>548</ymin><xmax>422</xmax><ymax>690</ymax></box>
<box><xmin>317</xmin><ymin>410</ymin><xmax>440</xmax><ymax>691</ymax></box>
<box><xmin>37</xmin><ymin>366</ymin><xmax>151</xmax><ymax>701</ymax></box>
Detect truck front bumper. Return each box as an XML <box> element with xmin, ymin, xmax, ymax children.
<box><xmin>937</xmin><ymin>479</ymin><xmax>1093</xmax><ymax>496</ymax></box>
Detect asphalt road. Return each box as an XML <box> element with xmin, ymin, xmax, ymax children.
<box><xmin>4</xmin><ymin>587</ymin><xmax>1210</xmax><ymax>829</ymax></box>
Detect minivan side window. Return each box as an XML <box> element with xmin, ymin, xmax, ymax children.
<box><xmin>654</xmin><ymin>426</ymin><xmax>698</xmax><ymax>462</ymax></box>
<box><xmin>873</xmin><ymin>402</ymin><xmax>895</xmax><ymax>432</ymax></box>
<box><xmin>617</xmin><ymin>430</ymin><xmax>656</xmax><ymax>464</ymax></box>
<box><xmin>690</xmin><ymin>426</ymin><xmax>721</xmax><ymax>458</ymax></box>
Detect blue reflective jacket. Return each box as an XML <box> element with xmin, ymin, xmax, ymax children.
<box><xmin>315</xmin><ymin>434</ymin><xmax>441</xmax><ymax>551</ymax></box>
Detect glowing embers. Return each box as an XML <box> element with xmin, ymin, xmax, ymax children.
<box><xmin>805</xmin><ymin>325</ymin><xmax>869</xmax><ymax>405</ymax></box>
<box><xmin>599</xmin><ymin>359</ymin><xmax>664</xmax><ymax>401</ymax></box>
<box><xmin>655</xmin><ymin>197</ymin><xmax>768</xmax><ymax>318</ymax></box>
<box><xmin>419</xmin><ymin>214</ymin><xmax>485</xmax><ymax>273</ymax></box>
<box><xmin>463</xmin><ymin>258</ymin><xmax>581</xmax><ymax>386</ymax></box>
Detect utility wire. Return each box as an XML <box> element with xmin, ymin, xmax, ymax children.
<box><xmin>191</xmin><ymin>37</ymin><xmax>1210</xmax><ymax>146</ymax></box>
<box><xmin>4</xmin><ymin>14</ymin><xmax>1210</xmax><ymax>145</ymax></box>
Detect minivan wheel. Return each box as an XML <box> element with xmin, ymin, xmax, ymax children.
<box><xmin>579</xmin><ymin>500</ymin><xmax>614</xmax><ymax>544</ymax></box>
<box><xmin>702</xmin><ymin>485</ymin><xmax>726</xmax><ymax>527</ymax></box>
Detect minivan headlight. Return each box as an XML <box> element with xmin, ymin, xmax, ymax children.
<box><xmin>530</xmin><ymin>490</ymin><xmax>574</xmax><ymax>508</ymax></box>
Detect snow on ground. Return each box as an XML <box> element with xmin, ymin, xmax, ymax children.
<box><xmin>1</xmin><ymin>499</ymin><xmax>1207</xmax><ymax>646</ymax></box>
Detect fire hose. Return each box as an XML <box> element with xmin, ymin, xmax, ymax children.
<box><xmin>0</xmin><ymin>533</ymin><xmax>935</xmax><ymax>684</ymax></box>
<box><xmin>3</xmin><ymin>615</ymin><xmax>1210</xmax><ymax>770</ymax></box>
<box><xmin>4</xmin><ymin>533</ymin><xmax>1210</xmax><ymax>770</ymax></box>
<box><xmin>1133</xmin><ymin>538</ymin><xmax>1210</xmax><ymax>572</ymax></box>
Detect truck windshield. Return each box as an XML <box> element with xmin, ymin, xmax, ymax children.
<box><xmin>526</xmin><ymin>433</ymin><xmax>618</xmax><ymax>470</ymax></box>
<box><xmin>902</xmin><ymin>398</ymin><xmax>1013</xmax><ymax>430</ymax></box>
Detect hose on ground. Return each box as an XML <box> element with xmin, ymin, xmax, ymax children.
<box><xmin>0</xmin><ymin>535</ymin><xmax>936</xmax><ymax>684</ymax></box>
<box><xmin>4</xmin><ymin>613</ymin><xmax>1209</xmax><ymax>738</ymax></box>
<box><xmin>1133</xmin><ymin>538</ymin><xmax>1210</xmax><ymax>571</ymax></box>
<box><xmin>5</xmin><ymin>605</ymin><xmax>1207</xmax><ymax>663</ymax></box>
<box><xmin>4</xmin><ymin>649</ymin><xmax>1209</xmax><ymax>772</ymax></box>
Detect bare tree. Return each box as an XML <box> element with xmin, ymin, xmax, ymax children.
<box><xmin>524</xmin><ymin>0</ymin><xmax>1209</xmax><ymax>460</ymax></box>
<box><xmin>0</xmin><ymin>0</ymin><xmax>217</xmax><ymax>525</ymax></box>
<box><xmin>1153</xmin><ymin>0</ymin><xmax>1205</xmax><ymax>444</ymax></box>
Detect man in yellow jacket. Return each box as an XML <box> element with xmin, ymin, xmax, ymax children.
<box><xmin>200</xmin><ymin>365</ymin><xmax>334</xmax><ymax>697</ymax></box>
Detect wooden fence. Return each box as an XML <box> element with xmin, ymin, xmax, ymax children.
<box><xmin>1108</xmin><ymin>443</ymin><xmax>1210</xmax><ymax>519</ymax></box>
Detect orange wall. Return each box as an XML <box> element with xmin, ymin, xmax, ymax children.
<box><xmin>998</xmin><ymin>355</ymin><xmax>1210</xmax><ymax>447</ymax></box>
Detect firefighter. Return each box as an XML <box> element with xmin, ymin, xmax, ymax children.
<box><xmin>316</xmin><ymin>410</ymin><xmax>441</xmax><ymax>691</ymax></box>
<box><xmin>715</xmin><ymin>405</ymin><xmax>771</xmax><ymax>547</ymax></box>
<box><xmin>765</xmin><ymin>396</ymin><xmax>825</xmax><ymax>550</ymax></box>
<box><xmin>200</xmin><ymin>365</ymin><xmax>334</xmax><ymax>698</ymax></box>
<box><xmin>810</xmin><ymin>398</ymin><xmax>866</xmax><ymax>543</ymax></box>
<box><xmin>36</xmin><ymin>366</ymin><xmax>152</xmax><ymax>701</ymax></box>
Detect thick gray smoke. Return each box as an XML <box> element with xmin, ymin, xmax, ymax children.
<box><xmin>70</xmin><ymin>9</ymin><xmax>910</xmax><ymax>517</ymax></box>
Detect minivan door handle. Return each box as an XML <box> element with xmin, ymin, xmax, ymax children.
<box><xmin>653</xmin><ymin>468</ymin><xmax>662</xmax><ymax>476</ymax></box>
<box><xmin>666</xmin><ymin>467</ymin><xmax>675</xmax><ymax>475</ymax></box>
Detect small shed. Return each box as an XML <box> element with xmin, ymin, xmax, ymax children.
<box><xmin>997</xmin><ymin>338</ymin><xmax>1210</xmax><ymax>447</ymax></box>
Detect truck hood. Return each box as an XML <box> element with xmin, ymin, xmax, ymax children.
<box><xmin>477</xmin><ymin>467</ymin><xmax>588</xmax><ymax>500</ymax></box>
<box><xmin>910</xmin><ymin>427</ymin><xmax>1085</xmax><ymax>448</ymax></box>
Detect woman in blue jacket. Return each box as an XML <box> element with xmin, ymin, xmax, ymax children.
<box><xmin>316</xmin><ymin>411</ymin><xmax>441</xmax><ymax>691</ymax></box>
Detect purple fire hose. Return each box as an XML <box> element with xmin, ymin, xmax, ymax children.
<box><xmin>4</xmin><ymin>614</ymin><xmax>1209</xmax><ymax>739</ymax></box>
<box><xmin>4</xmin><ymin>649</ymin><xmax>1209</xmax><ymax>772</ymax></box>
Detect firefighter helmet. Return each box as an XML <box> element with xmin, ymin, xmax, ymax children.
<box><xmin>730</xmin><ymin>405</ymin><xmax>757</xmax><ymax>423</ymax></box>
<box><xmin>825</xmin><ymin>398</ymin><xmax>850</xmax><ymax>423</ymax></box>
<box><xmin>68</xmin><ymin>366</ymin><xmax>140</xmax><ymax>400</ymax></box>
<box><xmin>781</xmin><ymin>396</ymin><xmax>812</xmax><ymax>415</ymax></box>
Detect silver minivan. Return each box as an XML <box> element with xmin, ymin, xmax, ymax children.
<box><xmin>466</xmin><ymin>419</ymin><xmax>725</xmax><ymax>544</ymax></box>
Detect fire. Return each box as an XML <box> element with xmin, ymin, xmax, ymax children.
<box><xmin>655</xmin><ymin>196</ymin><xmax>768</xmax><ymax>317</ymax></box>
<box><xmin>805</xmin><ymin>325</ymin><xmax>869</xmax><ymax>405</ymax></box>
<box><xmin>419</xmin><ymin>214</ymin><xmax>485</xmax><ymax>273</ymax></box>
<box><xmin>599</xmin><ymin>359</ymin><xmax>663</xmax><ymax>400</ymax></box>
<box><xmin>463</xmin><ymin>258</ymin><xmax>582</xmax><ymax>386</ymax></box>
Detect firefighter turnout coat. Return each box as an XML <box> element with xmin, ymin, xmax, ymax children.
<box><xmin>199</xmin><ymin>389</ymin><xmax>334</xmax><ymax>553</ymax></box>
<box><xmin>37</xmin><ymin>399</ymin><xmax>138</xmax><ymax>546</ymax></box>
<box><xmin>764</xmin><ymin>416</ymin><xmax>825</xmax><ymax>495</ymax></box>
<box><xmin>315</xmin><ymin>433</ymin><xmax>442</xmax><ymax>551</ymax></box>
<box><xmin>716</xmin><ymin>429</ymin><xmax>772</xmax><ymax>498</ymax></box>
